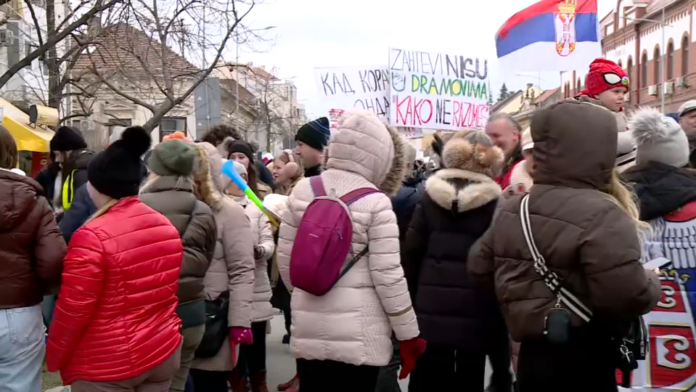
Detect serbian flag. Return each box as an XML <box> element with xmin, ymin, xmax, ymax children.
<box><xmin>496</xmin><ymin>0</ymin><xmax>601</xmax><ymax>72</ymax></box>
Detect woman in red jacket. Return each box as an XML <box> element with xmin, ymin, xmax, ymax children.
<box><xmin>47</xmin><ymin>126</ymin><xmax>184</xmax><ymax>391</ymax></box>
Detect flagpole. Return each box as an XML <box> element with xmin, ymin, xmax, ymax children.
<box><xmin>660</xmin><ymin>0</ymin><xmax>666</xmax><ymax>113</ymax></box>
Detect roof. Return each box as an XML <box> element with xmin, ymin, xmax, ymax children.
<box><xmin>220</xmin><ymin>78</ymin><xmax>256</xmax><ymax>103</ymax></box>
<box><xmin>491</xmin><ymin>90</ymin><xmax>523</xmax><ymax>112</ymax></box>
<box><xmin>74</xmin><ymin>23</ymin><xmax>199</xmax><ymax>79</ymax></box>
<box><xmin>535</xmin><ymin>87</ymin><xmax>560</xmax><ymax>104</ymax></box>
<box><xmin>250</xmin><ymin>67</ymin><xmax>279</xmax><ymax>81</ymax></box>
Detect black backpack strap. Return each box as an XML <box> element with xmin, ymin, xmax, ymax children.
<box><xmin>337</xmin><ymin>246</ymin><xmax>369</xmax><ymax>281</ymax></box>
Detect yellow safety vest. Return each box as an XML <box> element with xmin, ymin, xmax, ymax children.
<box><xmin>61</xmin><ymin>169</ymin><xmax>77</xmax><ymax>210</ymax></box>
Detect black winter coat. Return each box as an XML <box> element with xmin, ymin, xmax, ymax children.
<box><xmin>402</xmin><ymin>168</ymin><xmax>506</xmax><ymax>350</ymax></box>
<box><xmin>391</xmin><ymin>174</ymin><xmax>424</xmax><ymax>241</ymax></box>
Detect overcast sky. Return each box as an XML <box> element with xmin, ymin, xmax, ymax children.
<box><xmin>239</xmin><ymin>0</ymin><xmax>614</xmax><ymax>119</ymax></box>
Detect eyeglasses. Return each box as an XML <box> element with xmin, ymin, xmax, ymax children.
<box><xmin>603</xmin><ymin>73</ymin><xmax>630</xmax><ymax>86</ymax></box>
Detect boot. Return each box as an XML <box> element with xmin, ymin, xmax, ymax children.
<box><xmin>228</xmin><ymin>367</ymin><xmax>250</xmax><ymax>392</ymax></box>
<box><xmin>277</xmin><ymin>374</ymin><xmax>298</xmax><ymax>391</ymax></box>
<box><xmin>250</xmin><ymin>371</ymin><xmax>270</xmax><ymax>392</ymax></box>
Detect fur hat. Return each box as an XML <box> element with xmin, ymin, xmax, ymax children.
<box><xmin>441</xmin><ymin>130</ymin><xmax>504</xmax><ymax>178</ymax></box>
<box><xmin>88</xmin><ymin>126</ymin><xmax>151</xmax><ymax>199</ymax></box>
<box><xmin>50</xmin><ymin>126</ymin><xmax>87</xmax><ymax>152</ymax></box>
<box><xmin>630</xmin><ymin>107</ymin><xmax>690</xmax><ymax>168</ymax></box>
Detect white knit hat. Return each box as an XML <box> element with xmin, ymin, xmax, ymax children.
<box><xmin>630</xmin><ymin>107</ymin><xmax>690</xmax><ymax>168</ymax></box>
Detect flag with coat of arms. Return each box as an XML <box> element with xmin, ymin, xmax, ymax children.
<box><xmin>495</xmin><ymin>0</ymin><xmax>602</xmax><ymax>72</ymax></box>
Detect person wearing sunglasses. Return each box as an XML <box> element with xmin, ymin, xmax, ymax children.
<box><xmin>575</xmin><ymin>58</ymin><xmax>636</xmax><ymax>173</ymax></box>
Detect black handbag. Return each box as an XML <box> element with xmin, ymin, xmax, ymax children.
<box><xmin>519</xmin><ymin>194</ymin><xmax>648</xmax><ymax>387</ymax></box>
<box><xmin>194</xmin><ymin>291</ymin><xmax>230</xmax><ymax>358</ymax></box>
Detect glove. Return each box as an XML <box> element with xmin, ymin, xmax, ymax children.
<box><xmin>254</xmin><ymin>245</ymin><xmax>265</xmax><ymax>260</ymax></box>
<box><xmin>398</xmin><ymin>337</ymin><xmax>426</xmax><ymax>379</ymax></box>
<box><xmin>229</xmin><ymin>327</ymin><xmax>253</xmax><ymax>345</ymax></box>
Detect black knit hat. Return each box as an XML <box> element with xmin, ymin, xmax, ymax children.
<box><xmin>229</xmin><ymin>139</ymin><xmax>254</xmax><ymax>163</ymax></box>
<box><xmin>295</xmin><ymin>117</ymin><xmax>331</xmax><ymax>151</ymax></box>
<box><xmin>50</xmin><ymin>126</ymin><xmax>87</xmax><ymax>152</ymax></box>
<box><xmin>88</xmin><ymin>126</ymin><xmax>151</xmax><ymax>199</ymax></box>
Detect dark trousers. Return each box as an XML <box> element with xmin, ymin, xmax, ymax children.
<box><xmin>190</xmin><ymin>369</ymin><xmax>229</xmax><ymax>392</ymax></box>
<box><xmin>297</xmin><ymin>359</ymin><xmax>380</xmax><ymax>392</ymax></box>
<box><xmin>238</xmin><ymin>321</ymin><xmax>268</xmax><ymax>375</ymax></box>
<box><xmin>517</xmin><ymin>337</ymin><xmax>617</xmax><ymax>392</ymax></box>
<box><xmin>408</xmin><ymin>346</ymin><xmax>487</xmax><ymax>392</ymax></box>
<box><xmin>487</xmin><ymin>329</ymin><xmax>514</xmax><ymax>391</ymax></box>
<box><xmin>374</xmin><ymin>335</ymin><xmax>401</xmax><ymax>392</ymax></box>
<box><xmin>271</xmin><ymin>280</ymin><xmax>292</xmax><ymax>336</ymax></box>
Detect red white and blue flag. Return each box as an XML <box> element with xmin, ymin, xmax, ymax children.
<box><xmin>495</xmin><ymin>0</ymin><xmax>602</xmax><ymax>72</ymax></box>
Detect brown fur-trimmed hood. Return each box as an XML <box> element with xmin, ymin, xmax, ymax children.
<box><xmin>192</xmin><ymin>142</ymin><xmax>224</xmax><ymax>211</ymax></box>
<box><xmin>425</xmin><ymin>168</ymin><xmax>502</xmax><ymax>212</ymax></box>
<box><xmin>322</xmin><ymin>111</ymin><xmax>405</xmax><ymax>196</ymax></box>
<box><xmin>442</xmin><ymin>130</ymin><xmax>504</xmax><ymax>179</ymax></box>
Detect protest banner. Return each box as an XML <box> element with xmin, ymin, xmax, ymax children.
<box><xmin>329</xmin><ymin>109</ymin><xmax>344</xmax><ymax>131</ymax></box>
<box><xmin>314</xmin><ymin>66</ymin><xmax>390</xmax><ymax>119</ymax></box>
<box><xmin>389</xmin><ymin>48</ymin><xmax>490</xmax><ymax>131</ymax></box>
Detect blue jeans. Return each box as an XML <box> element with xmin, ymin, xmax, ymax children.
<box><xmin>0</xmin><ymin>305</ymin><xmax>46</xmax><ymax>392</ymax></box>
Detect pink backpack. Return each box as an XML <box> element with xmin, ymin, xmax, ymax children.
<box><xmin>289</xmin><ymin>176</ymin><xmax>380</xmax><ymax>296</ymax></box>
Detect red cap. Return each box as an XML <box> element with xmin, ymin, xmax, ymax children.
<box><xmin>583</xmin><ymin>58</ymin><xmax>629</xmax><ymax>97</ymax></box>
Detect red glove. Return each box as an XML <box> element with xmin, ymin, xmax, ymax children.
<box><xmin>229</xmin><ymin>327</ymin><xmax>253</xmax><ymax>345</ymax></box>
<box><xmin>399</xmin><ymin>337</ymin><xmax>426</xmax><ymax>379</ymax></box>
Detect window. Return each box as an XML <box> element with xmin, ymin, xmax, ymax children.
<box><xmin>160</xmin><ymin>117</ymin><xmax>187</xmax><ymax>141</ymax></box>
<box><xmin>682</xmin><ymin>35</ymin><xmax>689</xmax><ymax>76</ymax></box>
<box><xmin>654</xmin><ymin>45</ymin><xmax>661</xmax><ymax>85</ymax></box>
<box><xmin>667</xmin><ymin>41</ymin><xmax>674</xmax><ymax>80</ymax></box>
<box><xmin>627</xmin><ymin>56</ymin><xmax>633</xmax><ymax>86</ymax></box>
<box><xmin>641</xmin><ymin>51</ymin><xmax>648</xmax><ymax>87</ymax></box>
<box><xmin>577</xmin><ymin>78</ymin><xmax>582</xmax><ymax>93</ymax></box>
<box><xmin>107</xmin><ymin>119</ymin><xmax>132</xmax><ymax>137</ymax></box>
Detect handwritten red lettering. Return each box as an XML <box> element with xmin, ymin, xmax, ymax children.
<box><xmin>394</xmin><ymin>95</ymin><xmax>433</xmax><ymax>126</ymax></box>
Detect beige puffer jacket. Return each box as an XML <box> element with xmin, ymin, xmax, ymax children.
<box><xmin>277</xmin><ymin>111</ymin><xmax>420</xmax><ymax>367</ymax></box>
<box><xmin>233</xmin><ymin>195</ymin><xmax>277</xmax><ymax>323</ymax></box>
<box><xmin>191</xmin><ymin>142</ymin><xmax>255</xmax><ymax>372</ymax></box>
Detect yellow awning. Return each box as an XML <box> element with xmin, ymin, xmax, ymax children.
<box><xmin>0</xmin><ymin>98</ymin><xmax>55</xmax><ymax>152</ymax></box>
<box><xmin>3</xmin><ymin>116</ymin><xmax>54</xmax><ymax>152</ymax></box>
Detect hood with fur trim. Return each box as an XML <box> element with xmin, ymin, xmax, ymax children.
<box><xmin>425</xmin><ymin>168</ymin><xmax>502</xmax><ymax>212</ymax></box>
<box><xmin>441</xmin><ymin>130</ymin><xmax>504</xmax><ymax>179</ymax></box>
<box><xmin>323</xmin><ymin>111</ymin><xmax>405</xmax><ymax>195</ymax></box>
<box><xmin>192</xmin><ymin>142</ymin><xmax>224</xmax><ymax>211</ymax></box>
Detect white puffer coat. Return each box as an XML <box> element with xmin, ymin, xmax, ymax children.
<box><xmin>234</xmin><ymin>195</ymin><xmax>277</xmax><ymax>322</ymax></box>
<box><xmin>277</xmin><ymin>111</ymin><xmax>420</xmax><ymax>367</ymax></box>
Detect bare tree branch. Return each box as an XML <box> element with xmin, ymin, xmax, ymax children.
<box><xmin>0</xmin><ymin>0</ymin><xmax>122</xmax><ymax>90</ymax></box>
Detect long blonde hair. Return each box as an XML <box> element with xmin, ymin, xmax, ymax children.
<box><xmin>85</xmin><ymin>198</ymin><xmax>118</xmax><ymax>224</ymax></box>
<box><xmin>605</xmin><ymin>171</ymin><xmax>649</xmax><ymax>229</ymax></box>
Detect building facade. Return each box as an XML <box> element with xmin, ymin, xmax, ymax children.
<box><xmin>0</xmin><ymin>0</ymin><xmax>68</xmax><ymax>108</ymax></box>
<box><xmin>220</xmin><ymin>63</ymin><xmax>307</xmax><ymax>154</ymax></box>
<box><xmin>562</xmin><ymin>0</ymin><xmax>696</xmax><ymax>114</ymax></box>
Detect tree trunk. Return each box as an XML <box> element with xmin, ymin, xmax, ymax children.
<box><xmin>46</xmin><ymin>0</ymin><xmax>60</xmax><ymax>109</ymax></box>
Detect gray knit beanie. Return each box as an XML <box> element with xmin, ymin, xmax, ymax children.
<box><xmin>630</xmin><ymin>107</ymin><xmax>690</xmax><ymax>168</ymax></box>
<box><xmin>149</xmin><ymin>139</ymin><xmax>196</xmax><ymax>176</ymax></box>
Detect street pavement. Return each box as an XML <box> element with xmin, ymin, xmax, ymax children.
<box><xmin>266</xmin><ymin>315</ymin><xmax>410</xmax><ymax>390</ymax></box>
<box><xmin>267</xmin><ymin>315</ymin><xmax>492</xmax><ymax>391</ymax></box>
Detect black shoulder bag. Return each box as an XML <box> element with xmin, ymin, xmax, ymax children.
<box><xmin>194</xmin><ymin>290</ymin><xmax>230</xmax><ymax>358</ymax></box>
<box><xmin>519</xmin><ymin>194</ymin><xmax>647</xmax><ymax>387</ymax></box>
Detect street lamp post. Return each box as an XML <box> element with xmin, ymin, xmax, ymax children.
<box><xmin>661</xmin><ymin>1</ymin><xmax>666</xmax><ymax>113</ymax></box>
<box><xmin>623</xmin><ymin>0</ymin><xmax>669</xmax><ymax>112</ymax></box>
